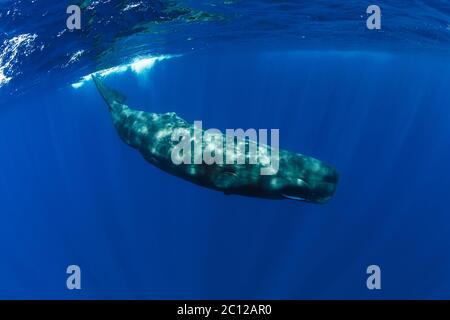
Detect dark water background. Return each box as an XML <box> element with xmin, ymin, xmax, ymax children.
<box><xmin>0</xmin><ymin>0</ymin><xmax>450</xmax><ymax>299</ymax></box>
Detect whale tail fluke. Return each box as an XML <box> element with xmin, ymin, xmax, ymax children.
<box><xmin>92</xmin><ymin>75</ymin><xmax>127</xmax><ymax>111</ymax></box>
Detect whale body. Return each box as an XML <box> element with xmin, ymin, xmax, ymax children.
<box><xmin>93</xmin><ymin>76</ymin><xmax>338</xmax><ymax>203</ymax></box>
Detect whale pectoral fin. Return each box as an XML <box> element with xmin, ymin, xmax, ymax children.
<box><xmin>214</xmin><ymin>171</ymin><xmax>239</xmax><ymax>190</ymax></box>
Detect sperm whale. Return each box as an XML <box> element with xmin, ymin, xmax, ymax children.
<box><xmin>93</xmin><ymin>75</ymin><xmax>338</xmax><ymax>203</ymax></box>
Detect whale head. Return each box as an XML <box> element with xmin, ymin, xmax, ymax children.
<box><xmin>267</xmin><ymin>154</ymin><xmax>339</xmax><ymax>204</ymax></box>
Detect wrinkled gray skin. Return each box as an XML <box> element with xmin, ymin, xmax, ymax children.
<box><xmin>93</xmin><ymin>76</ymin><xmax>338</xmax><ymax>203</ymax></box>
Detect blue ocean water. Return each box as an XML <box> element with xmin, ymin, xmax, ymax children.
<box><xmin>0</xmin><ymin>0</ymin><xmax>450</xmax><ymax>299</ymax></box>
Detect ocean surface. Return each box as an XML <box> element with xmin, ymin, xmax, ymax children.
<box><xmin>0</xmin><ymin>0</ymin><xmax>450</xmax><ymax>299</ymax></box>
